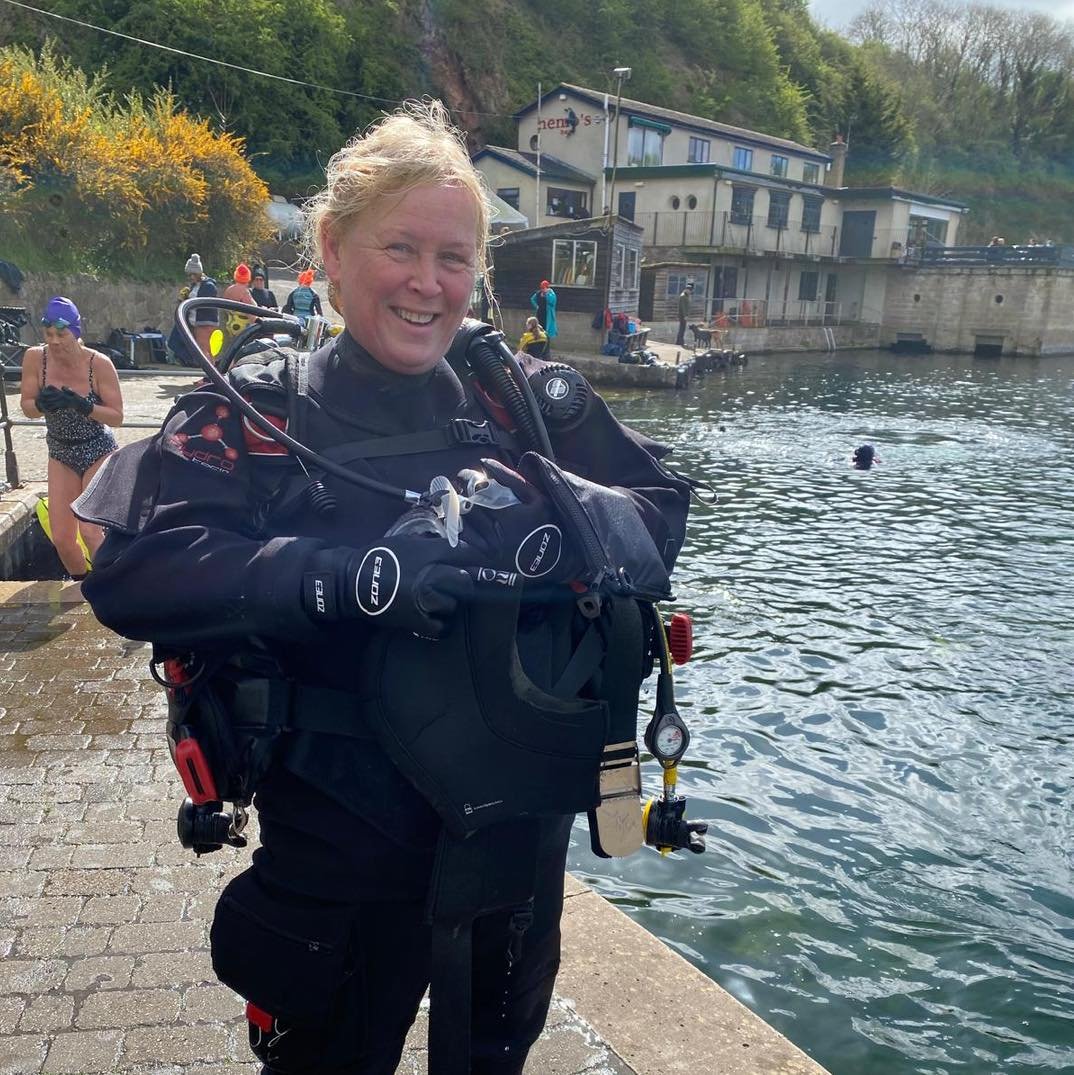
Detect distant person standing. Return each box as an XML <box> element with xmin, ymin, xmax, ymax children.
<box><xmin>676</xmin><ymin>281</ymin><xmax>694</xmax><ymax>346</ymax></box>
<box><xmin>168</xmin><ymin>253</ymin><xmax>218</xmax><ymax>365</ymax></box>
<box><xmin>249</xmin><ymin>265</ymin><xmax>278</xmax><ymax>310</ymax></box>
<box><xmin>530</xmin><ymin>278</ymin><xmax>557</xmax><ymax>344</ymax></box>
<box><xmin>283</xmin><ymin>269</ymin><xmax>322</xmax><ymax>327</ymax></box>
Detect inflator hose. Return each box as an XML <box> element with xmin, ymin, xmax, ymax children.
<box><xmin>449</xmin><ymin>320</ymin><xmax>556</xmax><ymax>460</ymax></box>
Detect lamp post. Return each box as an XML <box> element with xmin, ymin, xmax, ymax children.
<box><xmin>606</xmin><ymin>66</ymin><xmax>631</xmax><ymax>219</ymax></box>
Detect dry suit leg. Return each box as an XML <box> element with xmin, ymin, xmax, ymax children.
<box><xmin>231</xmin><ymin>811</ymin><xmax>573</xmax><ymax>1075</ymax></box>
<box><xmin>469</xmin><ymin>813</ymin><xmax>574</xmax><ymax>1075</ymax></box>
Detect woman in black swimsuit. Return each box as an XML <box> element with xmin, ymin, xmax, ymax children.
<box><xmin>20</xmin><ymin>296</ymin><xmax>123</xmax><ymax>577</ymax></box>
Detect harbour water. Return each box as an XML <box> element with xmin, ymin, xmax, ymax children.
<box><xmin>568</xmin><ymin>351</ymin><xmax>1074</xmax><ymax>1074</ymax></box>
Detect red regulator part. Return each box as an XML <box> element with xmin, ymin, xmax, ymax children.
<box><xmin>667</xmin><ymin>612</ymin><xmax>693</xmax><ymax>666</ymax></box>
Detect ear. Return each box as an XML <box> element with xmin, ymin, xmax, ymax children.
<box><xmin>321</xmin><ymin>224</ymin><xmax>343</xmax><ymax>283</ymax></box>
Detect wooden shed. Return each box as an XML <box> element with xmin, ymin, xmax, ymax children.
<box><xmin>484</xmin><ymin>216</ymin><xmax>644</xmax><ymax>352</ymax></box>
<box><xmin>638</xmin><ymin>262</ymin><xmax>710</xmax><ymax>323</ymax></box>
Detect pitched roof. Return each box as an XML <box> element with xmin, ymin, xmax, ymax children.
<box><xmin>473</xmin><ymin>145</ymin><xmax>597</xmax><ymax>185</ymax></box>
<box><xmin>515</xmin><ymin>84</ymin><xmax>831</xmax><ymax>163</ymax></box>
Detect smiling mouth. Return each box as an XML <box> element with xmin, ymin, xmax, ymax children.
<box><xmin>393</xmin><ymin>308</ymin><xmax>436</xmax><ymax>326</ymax></box>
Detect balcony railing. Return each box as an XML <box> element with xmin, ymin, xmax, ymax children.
<box><xmin>698</xmin><ymin>298</ymin><xmax>846</xmax><ymax>329</ymax></box>
<box><xmin>633</xmin><ymin>210</ymin><xmax>839</xmax><ymax>257</ymax></box>
<box><xmin>917</xmin><ymin>244</ymin><xmax>1074</xmax><ymax>267</ymax></box>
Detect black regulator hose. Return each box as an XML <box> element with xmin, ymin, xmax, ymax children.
<box><xmin>176</xmin><ymin>297</ymin><xmax>423</xmax><ymax>504</ymax></box>
<box><xmin>447</xmin><ymin>320</ymin><xmax>556</xmax><ymax>460</ymax></box>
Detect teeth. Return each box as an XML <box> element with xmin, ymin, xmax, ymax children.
<box><xmin>395</xmin><ymin>309</ymin><xmax>435</xmax><ymax>325</ymax></box>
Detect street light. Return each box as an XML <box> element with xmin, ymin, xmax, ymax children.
<box><xmin>606</xmin><ymin>66</ymin><xmax>631</xmax><ymax>218</ymax></box>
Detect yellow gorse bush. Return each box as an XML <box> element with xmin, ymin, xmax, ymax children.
<box><xmin>0</xmin><ymin>43</ymin><xmax>270</xmax><ymax>277</ymax></box>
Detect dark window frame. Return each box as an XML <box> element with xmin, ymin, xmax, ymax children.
<box><xmin>803</xmin><ymin>162</ymin><xmax>820</xmax><ymax>185</ymax></box>
<box><xmin>497</xmin><ymin>187</ymin><xmax>520</xmax><ymax>210</ymax></box>
<box><xmin>730</xmin><ymin>185</ymin><xmax>755</xmax><ymax>225</ymax></box>
<box><xmin>733</xmin><ymin>146</ymin><xmax>753</xmax><ymax>171</ymax></box>
<box><xmin>770</xmin><ymin>154</ymin><xmax>789</xmax><ymax>178</ymax></box>
<box><xmin>767</xmin><ymin>191</ymin><xmax>790</xmax><ymax>229</ymax></box>
<box><xmin>546</xmin><ymin>186</ymin><xmax>588</xmax><ymax>219</ymax></box>
<box><xmin>688</xmin><ymin>136</ymin><xmax>710</xmax><ymax>164</ymax></box>
<box><xmin>798</xmin><ymin>270</ymin><xmax>819</xmax><ymax>301</ymax></box>
<box><xmin>801</xmin><ymin>195</ymin><xmax>822</xmax><ymax>233</ymax></box>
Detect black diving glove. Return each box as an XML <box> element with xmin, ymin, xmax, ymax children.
<box><xmin>469</xmin><ymin>458</ymin><xmax>585</xmax><ymax>585</ymax></box>
<box><xmin>59</xmin><ymin>387</ymin><xmax>95</xmax><ymax>416</ymax></box>
<box><xmin>35</xmin><ymin>385</ymin><xmax>66</xmax><ymax>413</ymax></box>
<box><xmin>302</xmin><ymin>535</ymin><xmax>490</xmax><ymax>639</ymax></box>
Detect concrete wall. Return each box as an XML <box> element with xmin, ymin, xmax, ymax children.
<box><xmin>881</xmin><ymin>265</ymin><xmax>1074</xmax><ymax>355</ymax></box>
<box><xmin>11</xmin><ymin>274</ymin><xmax>177</xmax><ymax>344</ymax></box>
<box><xmin>647</xmin><ymin>319</ymin><xmax>879</xmax><ymax>352</ymax></box>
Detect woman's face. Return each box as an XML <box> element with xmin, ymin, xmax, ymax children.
<box><xmin>43</xmin><ymin>325</ymin><xmax>74</xmax><ymax>347</ymax></box>
<box><xmin>322</xmin><ymin>184</ymin><xmax>479</xmax><ymax>375</ymax></box>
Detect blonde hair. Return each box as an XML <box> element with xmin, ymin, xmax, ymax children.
<box><xmin>525</xmin><ymin>316</ymin><xmax>541</xmax><ymax>332</ymax></box>
<box><xmin>305</xmin><ymin>100</ymin><xmax>491</xmax><ymax>275</ymax></box>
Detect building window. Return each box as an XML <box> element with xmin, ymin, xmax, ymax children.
<box><xmin>625</xmin><ymin>248</ymin><xmax>639</xmax><ymax>289</ymax></box>
<box><xmin>666</xmin><ymin>273</ymin><xmax>696</xmax><ymax>297</ymax></box>
<box><xmin>801</xmin><ymin>195</ymin><xmax>822</xmax><ymax>233</ymax></box>
<box><xmin>767</xmin><ymin>191</ymin><xmax>790</xmax><ymax>229</ymax></box>
<box><xmin>497</xmin><ymin>187</ymin><xmax>520</xmax><ymax>210</ymax></box>
<box><xmin>627</xmin><ymin>124</ymin><xmax>665</xmax><ymax>166</ymax></box>
<box><xmin>687</xmin><ymin>195</ymin><xmax>698</xmax><ymax>209</ymax></box>
<box><xmin>908</xmin><ymin>214</ymin><xmax>948</xmax><ymax>247</ymax></box>
<box><xmin>688</xmin><ymin>137</ymin><xmax>710</xmax><ymax>164</ymax></box>
<box><xmin>546</xmin><ymin>187</ymin><xmax>587</xmax><ymax>219</ymax></box>
<box><xmin>718</xmin><ymin>266</ymin><xmax>738</xmax><ymax>298</ymax></box>
<box><xmin>730</xmin><ymin>185</ymin><xmax>755</xmax><ymax>225</ymax></box>
<box><xmin>670</xmin><ymin>195</ymin><xmax>681</xmax><ymax>209</ymax></box>
<box><xmin>552</xmin><ymin>239</ymin><xmax>597</xmax><ymax>287</ymax></box>
<box><xmin>733</xmin><ymin>146</ymin><xmax>753</xmax><ymax>171</ymax></box>
<box><xmin>798</xmin><ymin>271</ymin><xmax>819</xmax><ymax>301</ymax></box>
<box><xmin>803</xmin><ymin>162</ymin><xmax>820</xmax><ymax>185</ymax></box>
<box><xmin>770</xmin><ymin>154</ymin><xmax>788</xmax><ymax>178</ymax></box>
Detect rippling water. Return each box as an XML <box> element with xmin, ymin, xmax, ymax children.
<box><xmin>567</xmin><ymin>351</ymin><xmax>1074</xmax><ymax>1074</ymax></box>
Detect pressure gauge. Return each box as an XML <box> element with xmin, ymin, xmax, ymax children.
<box><xmin>654</xmin><ymin>722</ymin><xmax>685</xmax><ymax>760</ymax></box>
<box><xmin>645</xmin><ymin>708</ymin><xmax>690</xmax><ymax>766</ymax></box>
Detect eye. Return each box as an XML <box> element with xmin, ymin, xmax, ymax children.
<box><xmin>441</xmin><ymin>251</ymin><xmax>474</xmax><ymax>269</ymax></box>
<box><xmin>386</xmin><ymin>242</ymin><xmax>416</xmax><ymax>258</ymax></box>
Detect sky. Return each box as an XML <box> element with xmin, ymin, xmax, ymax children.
<box><xmin>808</xmin><ymin>0</ymin><xmax>1074</xmax><ymax>29</ymax></box>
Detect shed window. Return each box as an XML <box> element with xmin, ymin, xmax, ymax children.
<box><xmin>552</xmin><ymin>239</ymin><xmax>597</xmax><ymax>287</ymax></box>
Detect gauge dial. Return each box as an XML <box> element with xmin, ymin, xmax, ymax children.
<box><xmin>654</xmin><ymin>722</ymin><xmax>685</xmax><ymax>760</ymax></box>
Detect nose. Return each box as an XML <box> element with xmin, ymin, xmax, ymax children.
<box><xmin>407</xmin><ymin>252</ymin><xmax>442</xmax><ymax>296</ymax></box>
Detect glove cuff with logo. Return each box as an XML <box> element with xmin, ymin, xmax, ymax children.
<box><xmin>302</xmin><ymin>537</ymin><xmax>482</xmax><ymax>639</ymax></box>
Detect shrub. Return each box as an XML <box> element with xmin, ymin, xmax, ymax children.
<box><xmin>0</xmin><ymin>43</ymin><xmax>270</xmax><ymax>279</ymax></box>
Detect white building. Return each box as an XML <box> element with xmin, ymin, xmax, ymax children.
<box><xmin>474</xmin><ymin>83</ymin><xmax>967</xmax><ymax>331</ymax></box>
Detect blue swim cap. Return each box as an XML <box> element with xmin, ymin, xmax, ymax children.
<box><xmin>41</xmin><ymin>296</ymin><xmax>82</xmax><ymax>338</ymax></box>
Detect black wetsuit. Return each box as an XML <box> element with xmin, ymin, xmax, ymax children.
<box><xmin>82</xmin><ymin>330</ymin><xmax>690</xmax><ymax>1075</ymax></box>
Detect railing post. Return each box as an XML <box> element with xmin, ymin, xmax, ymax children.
<box><xmin>682</xmin><ymin>211</ymin><xmax>687</xmax><ymax>247</ymax></box>
<box><xmin>0</xmin><ymin>382</ymin><xmax>21</xmax><ymax>489</ymax></box>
